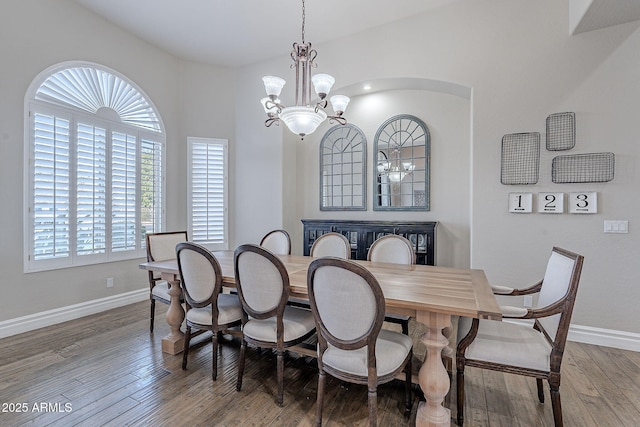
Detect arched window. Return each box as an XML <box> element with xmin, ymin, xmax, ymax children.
<box><xmin>25</xmin><ymin>62</ymin><xmax>165</xmax><ymax>272</ymax></box>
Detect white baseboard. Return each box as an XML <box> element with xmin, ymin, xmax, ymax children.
<box><xmin>0</xmin><ymin>289</ymin><xmax>148</xmax><ymax>339</ymax></box>
<box><xmin>504</xmin><ymin>319</ymin><xmax>640</xmax><ymax>353</ymax></box>
<box><xmin>2</xmin><ymin>297</ymin><xmax>640</xmax><ymax>353</ymax></box>
<box><xmin>568</xmin><ymin>324</ymin><xmax>640</xmax><ymax>352</ymax></box>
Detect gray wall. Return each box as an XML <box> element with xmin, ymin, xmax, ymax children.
<box><xmin>234</xmin><ymin>0</ymin><xmax>640</xmax><ymax>335</ymax></box>
<box><xmin>0</xmin><ymin>0</ymin><xmax>235</xmax><ymax>321</ymax></box>
<box><xmin>2</xmin><ymin>0</ymin><xmax>639</xmax><ymax>339</ymax></box>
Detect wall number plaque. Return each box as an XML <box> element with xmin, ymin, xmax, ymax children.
<box><xmin>569</xmin><ymin>191</ymin><xmax>597</xmax><ymax>214</ymax></box>
<box><xmin>508</xmin><ymin>192</ymin><xmax>533</xmax><ymax>213</ymax></box>
<box><xmin>538</xmin><ymin>192</ymin><xmax>564</xmax><ymax>213</ymax></box>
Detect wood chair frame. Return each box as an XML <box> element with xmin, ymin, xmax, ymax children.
<box><xmin>307</xmin><ymin>257</ymin><xmax>412</xmax><ymax>427</ymax></box>
<box><xmin>145</xmin><ymin>230</ymin><xmax>188</xmax><ymax>333</ymax></box>
<box><xmin>176</xmin><ymin>242</ymin><xmax>241</xmax><ymax>380</ymax></box>
<box><xmin>310</xmin><ymin>232</ymin><xmax>351</xmax><ymax>259</ymax></box>
<box><xmin>367</xmin><ymin>234</ymin><xmax>416</xmax><ymax>335</ymax></box>
<box><xmin>259</xmin><ymin>229</ymin><xmax>292</xmax><ymax>255</ymax></box>
<box><xmin>456</xmin><ymin>247</ymin><xmax>584</xmax><ymax>427</ymax></box>
<box><xmin>234</xmin><ymin>244</ymin><xmax>316</xmax><ymax>406</ymax></box>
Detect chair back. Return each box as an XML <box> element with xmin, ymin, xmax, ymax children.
<box><xmin>260</xmin><ymin>229</ymin><xmax>291</xmax><ymax>255</ymax></box>
<box><xmin>535</xmin><ymin>247</ymin><xmax>584</xmax><ymax>353</ymax></box>
<box><xmin>307</xmin><ymin>257</ymin><xmax>384</xmax><ymax>351</ymax></box>
<box><xmin>367</xmin><ymin>234</ymin><xmax>416</xmax><ymax>264</ymax></box>
<box><xmin>176</xmin><ymin>242</ymin><xmax>222</xmax><ymax>309</ymax></box>
<box><xmin>310</xmin><ymin>232</ymin><xmax>351</xmax><ymax>259</ymax></box>
<box><xmin>234</xmin><ymin>244</ymin><xmax>289</xmax><ymax>319</ymax></box>
<box><xmin>146</xmin><ymin>231</ymin><xmax>188</xmax><ymax>262</ymax></box>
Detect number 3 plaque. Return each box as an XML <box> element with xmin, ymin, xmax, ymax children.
<box><xmin>569</xmin><ymin>192</ymin><xmax>597</xmax><ymax>214</ymax></box>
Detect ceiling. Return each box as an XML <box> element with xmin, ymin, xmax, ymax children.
<box><xmin>72</xmin><ymin>0</ymin><xmax>464</xmax><ymax>67</ymax></box>
<box><xmin>73</xmin><ymin>0</ymin><xmax>640</xmax><ymax>68</ymax></box>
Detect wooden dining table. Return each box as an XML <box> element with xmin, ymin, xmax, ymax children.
<box><xmin>139</xmin><ymin>251</ymin><xmax>501</xmax><ymax>427</ymax></box>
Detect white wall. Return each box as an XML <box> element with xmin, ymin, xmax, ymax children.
<box><xmin>234</xmin><ymin>0</ymin><xmax>640</xmax><ymax>334</ymax></box>
<box><xmin>3</xmin><ymin>0</ymin><xmax>639</xmax><ymax>339</ymax></box>
<box><xmin>287</xmin><ymin>88</ymin><xmax>471</xmax><ymax>268</ymax></box>
<box><xmin>0</xmin><ymin>0</ymin><xmax>234</xmax><ymax>321</ymax></box>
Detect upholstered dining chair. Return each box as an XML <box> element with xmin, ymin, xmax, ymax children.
<box><xmin>259</xmin><ymin>229</ymin><xmax>291</xmax><ymax>255</ymax></box>
<box><xmin>176</xmin><ymin>242</ymin><xmax>243</xmax><ymax>380</ymax></box>
<box><xmin>234</xmin><ymin>244</ymin><xmax>316</xmax><ymax>406</ymax></box>
<box><xmin>456</xmin><ymin>247</ymin><xmax>584</xmax><ymax>427</ymax></box>
<box><xmin>145</xmin><ymin>230</ymin><xmax>188</xmax><ymax>333</ymax></box>
<box><xmin>367</xmin><ymin>234</ymin><xmax>416</xmax><ymax>335</ymax></box>
<box><xmin>307</xmin><ymin>257</ymin><xmax>413</xmax><ymax>427</ymax></box>
<box><xmin>310</xmin><ymin>232</ymin><xmax>351</xmax><ymax>259</ymax></box>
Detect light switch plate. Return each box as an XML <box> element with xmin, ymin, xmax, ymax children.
<box><xmin>604</xmin><ymin>220</ymin><xmax>628</xmax><ymax>234</ymax></box>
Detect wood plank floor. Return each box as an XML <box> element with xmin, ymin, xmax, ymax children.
<box><xmin>1</xmin><ymin>301</ymin><xmax>639</xmax><ymax>426</ymax></box>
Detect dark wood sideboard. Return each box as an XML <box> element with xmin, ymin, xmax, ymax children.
<box><xmin>301</xmin><ymin>219</ymin><xmax>438</xmax><ymax>265</ymax></box>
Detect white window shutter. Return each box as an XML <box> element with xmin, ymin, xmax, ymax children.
<box><xmin>32</xmin><ymin>113</ymin><xmax>71</xmax><ymax>261</ymax></box>
<box><xmin>188</xmin><ymin>138</ymin><xmax>228</xmax><ymax>249</ymax></box>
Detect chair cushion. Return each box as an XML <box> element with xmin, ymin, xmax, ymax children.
<box><xmin>151</xmin><ymin>281</ymin><xmax>171</xmax><ymax>300</ymax></box>
<box><xmin>321</xmin><ymin>329</ymin><xmax>412</xmax><ymax>377</ymax></box>
<box><xmin>243</xmin><ymin>306</ymin><xmax>315</xmax><ymax>343</ymax></box>
<box><xmin>185</xmin><ymin>294</ymin><xmax>243</xmax><ymax>326</ymax></box>
<box><xmin>458</xmin><ymin>316</ymin><xmax>552</xmax><ymax>372</ymax></box>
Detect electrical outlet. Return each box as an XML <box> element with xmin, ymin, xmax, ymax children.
<box><xmin>106</xmin><ymin>277</ymin><xmax>114</xmax><ymax>288</ymax></box>
<box><xmin>523</xmin><ymin>295</ymin><xmax>533</xmax><ymax>308</ymax></box>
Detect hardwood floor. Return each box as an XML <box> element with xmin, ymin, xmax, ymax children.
<box><xmin>1</xmin><ymin>301</ymin><xmax>639</xmax><ymax>426</ymax></box>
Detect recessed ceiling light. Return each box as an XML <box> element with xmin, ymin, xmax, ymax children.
<box><xmin>363</xmin><ymin>84</ymin><xmax>372</xmax><ymax>91</ymax></box>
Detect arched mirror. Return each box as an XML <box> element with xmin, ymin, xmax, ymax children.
<box><xmin>320</xmin><ymin>124</ymin><xmax>367</xmax><ymax>211</ymax></box>
<box><xmin>374</xmin><ymin>114</ymin><xmax>430</xmax><ymax>211</ymax></box>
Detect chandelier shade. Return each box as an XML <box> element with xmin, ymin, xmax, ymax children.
<box><xmin>279</xmin><ymin>106</ymin><xmax>327</xmax><ymax>137</ymax></box>
<box><xmin>261</xmin><ymin>0</ymin><xmax>349</xmax><ymax>138</ymax></box>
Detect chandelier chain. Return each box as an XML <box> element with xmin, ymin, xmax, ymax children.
<box><xmin>301</xmin><ymin>0</ymin><xmax>306</xmax><ymax>44</ymax></box>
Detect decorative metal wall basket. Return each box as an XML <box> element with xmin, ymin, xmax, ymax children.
<box><xmin>546</xmin><ymin>112</ymin><xmax>575</xmax><ymax>151</ymax></box>
<box><xmin>501</xmin><ymin>132</ymin><xmax>540</xmax><ymax>185</ymax></box>
<box><xmin>552</xmin><ymin>152</ymin><xmax>615</xmax><ymax>183</ymax></box>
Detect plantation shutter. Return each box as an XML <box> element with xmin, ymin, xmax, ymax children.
<box><xmin>76</xmin><ymin>122</ymin><xmax>107</xmax><ymax>255</ymax></box>
<box><xmin>140</xmin><ymin>138</ymin><xmax>163</xmax><ymax>245</ymax></box>
<box><xmin>27</xmin><ymin>63</ymin><xmax>165</xmax><ymax>272</ymax></box>
<box><xmin>188</xmin><ymin>138</ymin><xmax>228</xmax><ymax>249</ymax></box>
<box><xmin>32</xmin><ymin>112</ymin><xmax>71</xmax><ymax>261</ymax></box>
<box><xmin>111</xmin><ymin>131</ymin><xmax>137</xmax><ymax>252</ymax></box>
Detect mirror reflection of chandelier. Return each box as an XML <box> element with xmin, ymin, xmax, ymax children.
<box><xmin>377</xmin><ymin>148</ymin><xmax>415</xmax><ymax>182</ymax></box>
<box><xmin>260</xmin><ymin>0</ymin><xmax>350</xmax><ymax>139</ymax></box>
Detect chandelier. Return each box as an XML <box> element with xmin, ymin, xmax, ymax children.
<box><xmin>260</xmin><ymin>0</ymin><xmax>349</xmax><ymax>138</ymax></box>
<box><xmin>377</xmin><ymin>148</ymin><xmax>415</xmax><ymax>182</ymax></box>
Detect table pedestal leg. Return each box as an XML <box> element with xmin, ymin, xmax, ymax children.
<box><xmin>416</xmin><ymin>311</ymin><xmax>452</xmax><ymax>427</ymax></box>
<box><xmin>161</xmin><ymin>276</ymin><xmax>185</xmax><ymax>355</ymax></box>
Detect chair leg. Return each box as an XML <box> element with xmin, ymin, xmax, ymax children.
<box><xmin>404</xmin><ymin>352</ymin><xmax>412</xmax><ymax>413</ymax></box>
<box><xmin>549</xmin><ymin>376</ymin><xmax>563</xmax><ymax>427</ymax></box>
<box><xmin>276</xmin><ymin>350</ymin><xmax>284</xmax><ymax>407</ymax></box>
<box><xmin>456</xmin><ymin>366</ymin><xmax>465</xmax><ymax>426</ymax></box>
<box><xmin>150</xmin><ymin>299</ymin><xmax>156</xmax><ymax>333</ymax></box>
<box><xmin>236</xmin><ymin>339</ymin><xmax>246</xmax><ymax>392</ymax></box>
<box><xmin>537</xmin><ymin>378</ymin><xmax>545</xmax><ymax>403</ymax></box>
<box><xmin>316</xmin><ymin>370</ymin><xmax>325</xmax><ymax>427</ymax></box>
<box><xmin>211</xmin><ymin>329</ymin><xmax>218</xmax><ymax>381</ymax></box>
<box><xmin>182</xmin><ymin>326</ymin><xmax>192</xmax><ymax>370</ymax></box>
<box><xmin>367</xmin><ymin>385</ymin><xmax>377</xmax><ymax>427</ymax></box>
